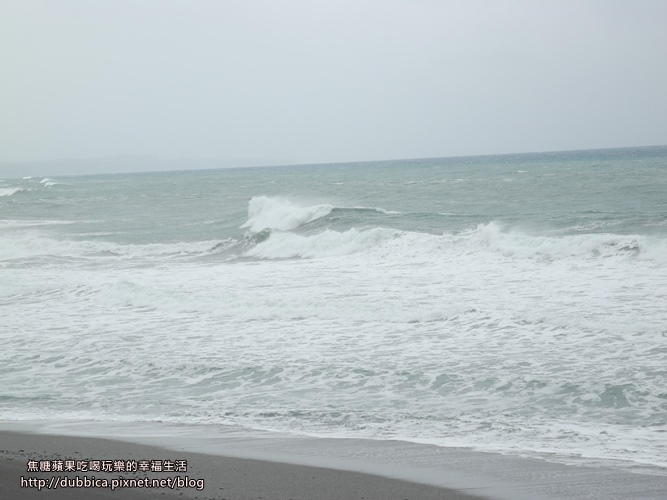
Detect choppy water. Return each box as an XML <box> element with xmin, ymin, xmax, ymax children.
<box><xmin>2</xmin><ymin>146</ymin><xmax>667</xmax><ymax>472</ymax></box>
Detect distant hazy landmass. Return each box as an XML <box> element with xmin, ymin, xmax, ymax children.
<box><xmin>0</xmin><ymin>156</ymin><xmax>296</xmax><ymax>178</ymax></box>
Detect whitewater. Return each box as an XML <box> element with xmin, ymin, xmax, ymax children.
<box><xmin>1</xmin><ymin>146</ymin><xmax>666</xmax><ymax>475</ymax></box>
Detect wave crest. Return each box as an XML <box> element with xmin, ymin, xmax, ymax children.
<box><xmin>0</xmin><ymin>235</ymin><xmax>235</xmax><ymax>265</ymax></box>
<box><xmin>240</xmin><ymin>196</ymin><xmax>334</xmax><ymax>232</ymax></box>
<box><xmin>245</xmin><ymin>227</ymin><xmax>399</xmax><ymax>259</ymax></box>
<box><xmin>244</xmin><ymin>221</ymin><xmax>667</xmax><ymax>262</ymax></box>
<box><xmin>240</xmin><ymin>196</ymin><xmax>399</xmax><ymax>233</ymax></box>
<box><xmin>466</xmin><ymin>222</ymin><xmax>665</xmax><ymax>261</ymax></box>
<box><xmin>0</xmin><ymin>187</ymin><xmax>25</xmax><ymax>197</ymax></box>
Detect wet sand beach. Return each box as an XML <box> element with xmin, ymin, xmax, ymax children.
<box><xmin>0</xmin><ymin>430</ymin><xmax>482</xmax><ymax>500</ymax></box>
<box><xmin>3</xmin><ymin>423</ymin><xmax>667</xmax><ymax>500</ymax></box>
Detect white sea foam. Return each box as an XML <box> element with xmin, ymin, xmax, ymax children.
<box><xmin>3</xmin><ymin>235</ymin><xmax>666</xmax><ymax>470</ymax></box>
<box><xmin>245</xmin><ymin>227</ymin><xmax>399</xmax><ymax>259</ymax></box>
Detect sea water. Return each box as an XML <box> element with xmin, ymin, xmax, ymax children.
<box><xmin>1</xmin><ymin>146</ymin><xmax>666</xmax><ymax>473</ymax></box>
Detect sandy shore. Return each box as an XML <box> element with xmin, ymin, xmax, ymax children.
<box><xmin>0</xmin><ymin>430</ymin><xmax>483</xmax><ymax>500</ymax></box>
<box><xmin>3</xmin><ymin>421</ymin><xmax>667</xmax><ymax>500</ymax></box>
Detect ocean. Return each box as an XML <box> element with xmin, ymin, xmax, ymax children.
<box><xmin>2</xmin><ymin>146</ymin><xmax>666</xmax><ymax>474</ymax></box>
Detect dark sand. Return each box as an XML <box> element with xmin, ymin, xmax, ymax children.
<box><xmin>0</xmin><ymin>431</ymin><xmax>483</xmax><ymax>500</ymax></box>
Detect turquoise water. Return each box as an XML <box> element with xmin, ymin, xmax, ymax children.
<box><xmin>1</xmin><ymin>146</ymin><xmax>666</xmax><ymax>472</ymax></box>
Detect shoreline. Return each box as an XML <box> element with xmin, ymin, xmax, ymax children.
<box><xmin>0</xmin><ymin>429</ymin><xmax>482</xmax><ymax>500</ymax></box>
<box><xmin>2</xmin><ymin>421</ymin><xmax>667</xmax><ymax>499</ymax></box>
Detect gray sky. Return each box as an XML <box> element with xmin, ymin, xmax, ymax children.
<box><xmin>1</xmin><ymin>0</ymin><xmax>666</xmax><ymax>168</ymax></box>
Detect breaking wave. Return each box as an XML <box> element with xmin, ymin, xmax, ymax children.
<box><xmin>0</xmin><ymin>235</ymin><xmax>237</xmax><ymax>266</ymax></box>
<box><xmin>244</xmin><ymin>221</ymin><xmax>667</xmax><ymax>263</ymax></box>
<box><xmin>245</xmin><ymin>227</ymin><xmax>399</xmax><ymax>259</ymax></box>
<box><xmin>240</xmin><ymin>196</ymin><xmax>399</xmax><ymax>232</ymax></box>
<box><xmin>0</xmin><ymin>187</ymin><xmax>25</xmax><ymax>197</ymax></box>
<box><xmin>459</xmin><ymin>221</ymin><xmax>666</xmax><ymax>261</ymax></box>
<box><xmin>241</xmin><ymin>196</ymin><xmax>334</xmax><ymax>232</ymax></box>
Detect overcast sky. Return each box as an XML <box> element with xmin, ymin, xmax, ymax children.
<box><xmin>1</xmin><ymin>0</ymin><xmax>666</xmax><ymax>168</ymax></box>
